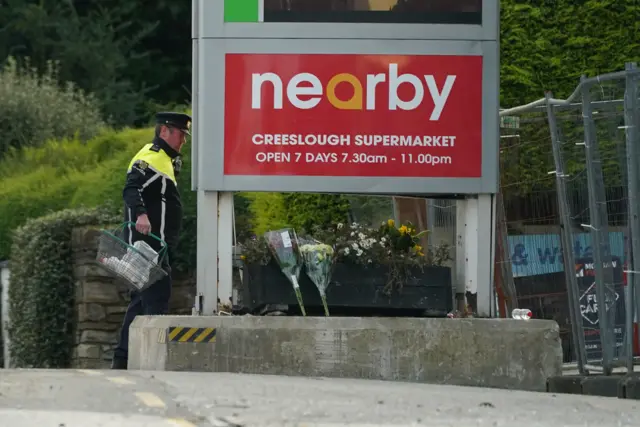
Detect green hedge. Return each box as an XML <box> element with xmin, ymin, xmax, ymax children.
<box><xmin>7</xmin><ymin>207</ymin><xmax>117</xmax><ymax>368</ymax></box>
<box><xmin>0</xmin><ymin>123</ymin><xmax>215</xmax><ymax>274</ymax></box>
<box><xmin>0</xmin><ymin>128</ymin><xmax>150</xmax><ymax>259</ymax></box>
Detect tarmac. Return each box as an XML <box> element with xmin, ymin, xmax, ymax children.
<box><xmin>0</xmin><ymin>369</ymin><xmax>639</xmax><ymax>426</ymax></box>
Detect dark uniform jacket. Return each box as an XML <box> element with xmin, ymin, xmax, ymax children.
<box><xmin>122</xmin><ymin>136</ymin><xmax>183</xmax><ymax>261</ymax></box>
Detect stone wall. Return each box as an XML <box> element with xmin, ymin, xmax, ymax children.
<box><xmin>71</xmin><ymin>227</ymin><xmax>194</xmax><ymax>369</ymax></box>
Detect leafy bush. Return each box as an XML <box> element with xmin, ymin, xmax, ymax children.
<box><xmin>246</xmin><ymin>192</ymin><xmax>351</xmax><ymax>236</ymax></box>
<box><xmin>246</xmin><ymin>193</ymin><xmax>289</xmax><ymax>236</ymax></box>
<box><xmin>282</xmin><ymin>193</ymin><xmax>351</xmax><ymax>233</ymax></box>
<box><xmin>7</xmin><ymin>207</ymin><xmax>117</xmax><ymax>368</ymax></box>
<box><xmin>0</xmin><ymin>57</ymin><xmax>105</xmax><ymax>159</ymax></box>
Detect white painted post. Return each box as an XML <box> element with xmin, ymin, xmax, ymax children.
<box><xmin>456</xmin><ymin>195</ymin><xmax>496</xmax><ymax>317</ymax></box>
<box><xmin>217</xmin><ymin>191</ymin><xmax>235</xmax><ymax>309</ymax></box>
<box><xmin>455</xmin><ymin>199</ymin><xmax>467</xmax><ymax>299</ymax></box>
<box><xmin>1</xmin><ymin>263</ymin><xmax>10</xmax><ymax>368</ymax></box>
<box><xmin>490</xmin><ymin>192</ymin><xmax>498</xmax><ymax>314</ymax></box>
<box><xmin>196</xmin><ymin>191</ymin><xmax>219</xmax><ymax>315</ymax></box>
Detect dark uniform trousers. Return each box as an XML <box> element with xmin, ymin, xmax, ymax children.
<box><xmin>112</xmin><ymin>135</ymin><xmax>183</xmax><ymax>366</ymax></box>
<box><xmin>113</xmin><ymin>256</ymin><xmax>172</xmax><ymax>362</ymax></box>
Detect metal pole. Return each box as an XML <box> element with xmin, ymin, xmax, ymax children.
<box><xmin>624</xmin><ymin>62</ymin><xmax>640</xmax><ymax>367</ymax></box>
<box><xmin>545</xmin><ymin>92</ymin><xmax>588</xmax><ymax>373</ymax></box>
<box><xmin>500</xmin><ymin>68</ymin><xmax>640</xmax><ymax>117</ymax></box>
<box><xmin>497</xmin><ymin>192</ymin><xmax>517</xmax><ymax>315</ymax></box>
<box><xmin>581</xmin><ymin>76</ymin><xmax>616</xmax><ymax>374</ymax></box>
<box><xmin>426</xmin><ymin>199</ymin><xmax>435</xmax><ymax>249</ymax></box>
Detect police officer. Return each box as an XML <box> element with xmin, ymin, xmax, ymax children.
<box><xmin>111</xmin><ymin>112</ymin><xmax>191</xmax><ymax>370</ymax></box>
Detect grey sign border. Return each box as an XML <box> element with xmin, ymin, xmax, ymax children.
<box><xmin>192</xmin><ymin>1</ymin><xmax>499</xmax><ymax>195</ymax></box>
<box><xmin>196</xmin><ymin>0</ymin><xmax>499</xmax><ymax>42</ymax></box>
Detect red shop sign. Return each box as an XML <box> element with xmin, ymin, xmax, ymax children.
<box><xmin>224</xmin><ymin>53</ymin><xmax>483</xmax><ymax>178</ymax></box>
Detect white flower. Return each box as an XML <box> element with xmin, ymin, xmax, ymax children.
<box><xmin>350</xmin><ymin>231</ymin><xmax>355</xmax><ymax>237</ymax></box>
<box><xmin>343</xmin><ymin>247</ymin><xmax>350</xmax><ymax>255</ymax></box>
<box><xmin>352</xmin><ymin>243</ymin><xmax>359</xmax><ymax>250</ymax></box>
<box><xmin>381</xmin><ymin>237</ymin><xmax>387</xmax><ymax>243</ymax></box>
<box><xmin>358</xmin><ymin>232</ymin><xmax>365</xmax><ymax>240</ymax></box>
<box><xmin>368</xmin><ymin>259</ymin><xmax>373</xmax><ymax>264</ymax></box>
<box><xmin>337</xmin><ymin>223</ymin><xmax>344</xmax><ymax>229</ymax></box>
<box><xmin>356</xmin><ymin>249</ymin><xmax>363</xmax><ymax>257</ymax></box>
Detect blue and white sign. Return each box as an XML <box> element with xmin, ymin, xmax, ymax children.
<box><xmin>507</xmin><ymin>232</ymin><xmax>627</xmax><ymax>278</ymax></box>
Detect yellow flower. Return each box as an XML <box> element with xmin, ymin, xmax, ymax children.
<box><xmin>240</xmin><ymin>255</ymin><xmax>246</xmax><ymax>260</ymax></box>
<box><xmin>414</xmin><ymin>245</ymin><xmax>422</xmax><ymax>252</ymax></box>
<box><xmin>399</xmin><ymin>225</ymin><xmax>408</xmax><ymax>235</ymax></box>
<box><xmin>418</xmin><ymin>252</ymin><xmax>424</xmax><ymax>257</ymax></box>
<box><xmin>387</xmin><ymin>219</ymin><xmax>395</xmax><ymax>227</ymax></box>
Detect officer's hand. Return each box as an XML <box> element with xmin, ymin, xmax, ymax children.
<box><xmin>136</xmin><ymin>214</ymin><xmax>152</xmax><ymax>235</ymax></box>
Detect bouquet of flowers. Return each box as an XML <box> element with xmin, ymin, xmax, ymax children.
<box><xmin>299</xmin><ymin>238</ymin><xmax>335</xmax><ymax>316</ymax></box>
<box><xmin>264</xmin><ymin>228</ymin><xmax>306</xmax><ymax>316</ymax></box>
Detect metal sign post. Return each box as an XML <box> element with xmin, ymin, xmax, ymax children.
<box><xmin>192</xmin><ymin>0</ymin><xmax>500</xmax><ymax>316</ymax></box>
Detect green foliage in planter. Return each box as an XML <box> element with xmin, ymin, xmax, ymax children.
<box><xmin>240</xmin><ymin>219</ymin><xmax>452</xmax><ymax>293</ymax></box>
<box><xmin>0</xmin><ymin>57</ymin><xmax>105</xmax><ymax>159</ymax></box>
<box><xmin>7</xmin><ymin>206</ymin><xmax>118</xmax><ymax>368</ymax></box>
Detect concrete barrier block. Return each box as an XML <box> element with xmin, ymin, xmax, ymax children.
<box><xmin>128</xmin><ymin>316</ymin><xmax>562</xmax><ymax>391</ymax></box>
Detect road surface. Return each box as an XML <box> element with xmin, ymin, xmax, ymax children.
<box><xmin>0</xmin><ymin>369</ymin><xmax>638</xmax><ymax>426</ymax></box>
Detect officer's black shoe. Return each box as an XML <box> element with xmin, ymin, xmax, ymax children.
<box><xmin>111</xmin><ymin>357</ymin><xmax>128</xmax><ymax>370</ymax></box>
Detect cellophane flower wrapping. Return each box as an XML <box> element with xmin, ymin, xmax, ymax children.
<box><xmin>299</xmin><ymin>237</ymin><xmax>335</xmax><ymax>316</ymax></box>
<box><xmin>263</xmin><ymin>228</ymin><xmax>306</xmax><ymax>316</ymax></box>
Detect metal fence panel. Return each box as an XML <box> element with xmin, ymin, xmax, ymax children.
<box><xmin>499</xmin><ymin>66</ymin><xmax>640</xmax><ymax>374</ymax></box>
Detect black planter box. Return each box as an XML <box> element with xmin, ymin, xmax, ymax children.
<box><xmin>242</xmin><ymin>260</ymin><xmax>453</xmax><ymax>317</ymax></box>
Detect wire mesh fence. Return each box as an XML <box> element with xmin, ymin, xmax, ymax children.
<box><xmin>426</xmin><ymin>198</ymin><xmax>456</xmax><ymax>255</ymax></box>
<box><xmin>498</xmin><ymin>105</ymin><xmax>574</xmax><ymax>352</ymax></box>
<box><xmin>499</xmin><ymin>62</ymin><xmax>640</xmax><ymax>374</ymax></box>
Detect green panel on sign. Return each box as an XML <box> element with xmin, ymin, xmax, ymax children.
<box><xmin>224</xmin><ymin>0</ymin><xmax>259</xmax><ymax>22</ymax></box>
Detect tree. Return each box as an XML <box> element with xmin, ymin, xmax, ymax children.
<box><xmin>0</xmin><ymin>0</ymin><xmax>190</xmax><ymax>127</ymax></box>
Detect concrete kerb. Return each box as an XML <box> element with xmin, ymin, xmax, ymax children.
<box><xmin>128</xmin><ymin>315</ymin><xmax>563</xmax><ymax>392</ymax></box>
<box><xmin>547</xmin><ymin>373</ymin><xmax>640</xmax><ymax>400</ymax></box>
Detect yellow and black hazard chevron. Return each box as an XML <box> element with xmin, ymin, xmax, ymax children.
<box><xmin>167</xmin><ymin>327</ymin><xmax>217</xmax><ymax>343</ymax></box>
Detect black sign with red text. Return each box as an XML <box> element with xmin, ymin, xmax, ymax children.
<box><xmin>575</xmin><ymin>256</ymin><xmax>626</xmax><ymax>361</ymax></box>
